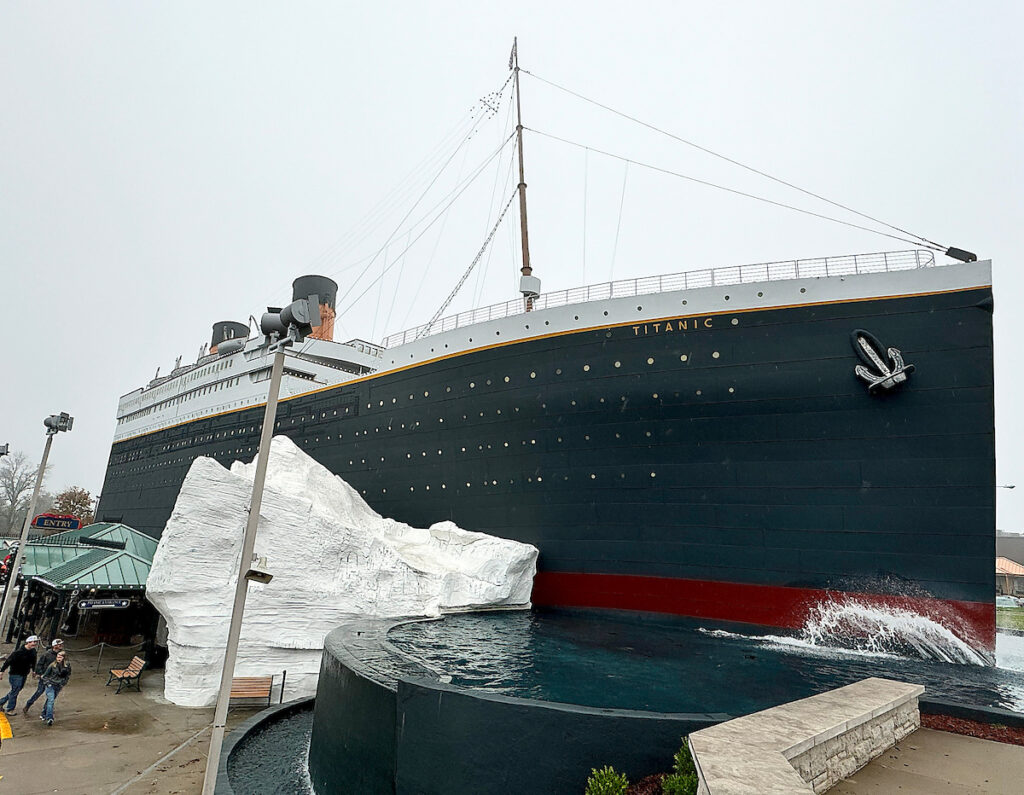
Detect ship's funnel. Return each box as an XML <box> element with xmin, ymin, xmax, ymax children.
<box><xmin>293</xmin><ymin>275</ymin><xmax>338</xmax><ymax>341</ymax></box>
<box><xmin>210</xmin><ymin>321</ymin><xmax>249</xmax><ymax>354</ymax></box>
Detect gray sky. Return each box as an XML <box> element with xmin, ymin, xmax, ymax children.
<box><xmin>2</xmin><ymin>2</ymin><xmax>1022</xmax><ymax>526</ymax></box>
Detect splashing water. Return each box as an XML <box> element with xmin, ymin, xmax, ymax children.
<box><xmin>799</xmin><ymin>598</ymin><xmax>993</xmax><ymax>666</ymax></box>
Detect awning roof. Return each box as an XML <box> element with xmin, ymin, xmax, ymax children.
<box><xmin>997</xmin><ymin>556</ymin><xmax>1024</xmax><ymax>576</ymax></box>
<box><xmin>21</xmin><ymin>523</ymin><xmax>155</xmax><ymax>591</ymax></box>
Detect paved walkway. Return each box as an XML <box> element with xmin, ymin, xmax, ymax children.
<box><xmin>0</xmin><ymin>640</ymin><xmax>252</xmax><ymax>794</ymax></box>
<box><xmin>830</xmin><ymin>727</ymin><xmax>1024</xmax><ymax>794</ymax></box>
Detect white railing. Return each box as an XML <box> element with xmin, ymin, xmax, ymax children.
<box><xmin>381</xmin><ymin>249</ymin><xmax>935</xmax><ymax>349</ymax></box>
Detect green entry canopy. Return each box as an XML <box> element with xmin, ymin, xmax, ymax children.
<box><xmin>17</xmin><ymin>522</ymin><xmax>156</xmax><ymax>591</ymax></box>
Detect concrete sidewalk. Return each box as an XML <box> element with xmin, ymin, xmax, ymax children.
<box><xmin>830</xmin><ymin>727</ymin><xmax>1024</xmax><ymax>794</ymax></box>
<box><xmin>0</xmin><ymin>640</ymin><xmax>253</xmax><ymax>795</ymax></box>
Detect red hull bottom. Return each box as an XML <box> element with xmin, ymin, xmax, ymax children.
<box><xmin>532</xmin><ymin>572</ymin><xmax>996</xmax><ymax>651</ymax></box>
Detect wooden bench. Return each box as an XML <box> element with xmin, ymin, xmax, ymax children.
<box><xmin>106</xmin><ymin>655</ymin><xmax>146</xmax><ymax>694</ymax></box>
<box><xmin>229</xmin><ymin>676</ymin><xmax>275</xmax><ymax>708</ymax></box>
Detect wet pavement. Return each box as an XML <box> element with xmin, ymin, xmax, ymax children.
<box><xmin>0</xmin><ymin>639</ymin><xmax>252</xmax><ymax>795</ymax></box>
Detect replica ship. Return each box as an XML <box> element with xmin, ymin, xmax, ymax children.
<box><xmin>96</xmin><ymin>54</ymin><xmax>996</xmax><ymax>648</ymax></box>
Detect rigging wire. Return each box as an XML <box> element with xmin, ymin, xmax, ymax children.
<box><xmin>474</xmin><ymin>144</ymin><xmax>518</xmax><ymax>309</ymax></box>
<box><xmin>610</xmin><ymin>161</ymin><xmax>629</xmax><ymax>280</ymax></box>
<box><xmin>526</xmin><ymin>127</ymin><xmax>945</xmax><ymax>252</ymax></box>
<box><xmin>265</xmin><ymin>72</ymin><xmax>515</xmax><ymax>307</ymax></box>
<box><xmin>417</xmin><ymin>190</ymin><xmax>519</xmax><ymax>338</ymax></box>
<box><xmin>582</xmin><ymin>147</ymin><xmax>589</xmax><ymax>284</ymax></box>
<box><xmin>472</xmin><ymin>84</ymin><xmax>518</xmax><ymax>309</ymax></box>
<box><xmin>335</xmin><ymin>132</ymin><xmax>518</xmax><ymax>320</ymax></box>
<box><xmin>521</xmin><ymin>69</ymin><xmax>947</xmax><ymax>251</ymax></box>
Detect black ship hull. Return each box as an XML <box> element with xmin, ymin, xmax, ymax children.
<box><xmin>99</xmin><ymin>283</ymin><xmax>996</xmax><ymax>645</ymax></box>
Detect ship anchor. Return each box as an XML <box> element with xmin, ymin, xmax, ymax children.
<box><xmin>850</xmin><ymin>329</ymin><xmax>915</xmax><ymax>393</ymax></box>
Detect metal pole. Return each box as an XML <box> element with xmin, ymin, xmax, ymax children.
<box><xmin>0</xmin><ymin>433</ymin><xmax>53</xmax><ymax>638</ymax></box>
<box><xmin>202</xmin><ymin>347</ymin><xmax>285</xmax><ymax>795</ymax></box>
<box><xmin>512</xmin><ymin>39</ymin><xmax>534</xmax><ymax>310</ymax></box>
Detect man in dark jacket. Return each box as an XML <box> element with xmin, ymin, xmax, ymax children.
<box><xmin>0</xmin><ymin>635</ymin><xmax>39</xmax><ymax>714</ymax></box>
<box><xmin>23</xmin><ymin>638</ymin><xmax>62</xmax><ymax>715</ymax></box>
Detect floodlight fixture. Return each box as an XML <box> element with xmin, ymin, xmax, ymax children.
<box><xmin>43</xmin><ymin>412</ymin><xmax>74</xmax><ymax>436</ymax></box>
<box><xmin>259</xmin><ymin>294</ymin><xmax>321</xmax><ymax>349</ymax></box>
<box><xmin>0</xmin><ymin>443</ymin><xmax>8</xmax><ymax>457</ymax></box>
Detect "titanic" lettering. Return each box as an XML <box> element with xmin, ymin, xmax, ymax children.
<box><xmin>632</xmin><ymin>317</ymin><xmax>713</xmax><ymax>336</ymax></box>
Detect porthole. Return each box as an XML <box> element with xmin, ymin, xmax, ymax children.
<box><xmin>729</xmin><ymin>387</ymin><xmax>735</xmax><ymax>393</ymax></box>
<box><xmin>556</xmin><ymin>368</ymin><xmax>562</xmax><ymax>375</ymax></box>
<box><xmin>424</xmin><ymin>391</ymin><xmax>429</xmax><ymax>397</ymax></box>
<box><xmin>410</xmin><ymin>486</ymin><xmax>415</xmax><ymax>492</ymax></box>
<box><xmin>425</xmin><ymin>485</ymin><xmax>430</xmax><ymax>491</ymax></box>
<box><xmin>731</xmin><ymin>318</ymin><xmax>739</xmax><ymax>326</ymax></box>
<box><xmin>680</xmin><ymin>355</ymin><xmax>688</xmax><ymax>362</ymax></box>
<box><xmin>525</xmin><ymin>324</ymin><xmax>530</xmax><ymax>329</ymax></box>
<box><xmin>724</xmin><ymin>295</ymin><xmax>730</xmax><ymax>300</ymax></box>
<box><xmin>682</xmin><ymin>300</ymin><xmax>688</xmax><ymax>306</ymax></box>
<box><xmin>545</xmin><ymin>320</ymin><xmax>550</xmax><ymax>325</ymax></box>
<box><xmin>650</xmin><ymin>472</ymin><xmax>657</xmax><ymax>478</ymax></box>
<box><xmin>446</xmin><ymin>386</ymin><xmax>452</xmax><ymax>392</ymax></box>
<box><xmin>574</xmin><ymin>315</ymin><xmax>579</xmax><ymax>321</ymax></box>
<box><xmin>466</xmin><ymin>482</ymin><xmax>471</xmax><ymax>487</ymax></box>
<box><xmin>530</xmin><ymin>372</ymin><xmax>536</xmax><ymax>379</ymax></box>
<box><xmin>486</xmin><ymin>379</ymin><xmax>492</xmax><ymax>385</ymax></box>
<box><xmin>614</xmin><ymin>361</ymin><xmax>621</xmax><ymax>368</ymax></box>
<box><xmin>441</xmin><ymin>483</ymin><xmax>447</xmax><ymax>489</ymax></box>
<box><xmin>696</xmin><ymin>389</ymin><xmax>702</xmax><ymax>395</ymax></box>
<box><xmin>469</xmin><ymin>337</ymin><xmax>473</xmax><ymax>342</ymax></box>
<box><xmin>496</xmin><ymin>331</ymin><xmax>501</xmax><ymax>336</ymax></box>
<box><xmin>647</xmin><ymin>357</ymin><xmax>655</xmax><ymax>365</ymax></box>
<box><xmin>584</xmin><ymin>434</ymin><xmax>590</xmax><ymax>441</ymax></box>
<box><xmin>603</xmin><ymin>311</ymin><xmax>608</xmax><ymax>316</ymax></box>
<box><xmin>504</xmin><ymin>376</ymin><xmax>510</xmax><ymax>383</ymax></box>
<box><xmin>557</xmin><ymin>437</ymin><xmax>562</xmax><ymax>443</ymax></box>
<box><xmin>615</xmin><ymin>432</ymin><xmax>621</xmax><ymax>439</ymax></box>
<box><xmin>571</xmin><ymin>400</ymin><xmax>576</xmax><ymax>406</ymax></box>
<box><xmin>637</xmin><ymin>305</ymin><xmax>643</xmax><ymax>311</ymax></box>
<box><xmin>757</xmin><ymin>291</ymin><xmax>764</xmax><ymax>297</ymax></box>
<box><xmin>600</xmin><ymin>397</ymin><xmax>605</xmax><ymax>403</ymax></box>
<box><xmin>645</xmin><ymin>430</ymin><xmax>652</xmax><ymax>437</ymax></box>
<box><xmin>409</xmin><ymin>394</ymin><xmax>414</xmax><ymax>400</ymax></box>
<box><xmin>712</xmin><ymin>351</ymin><xmax>720</xmax><ymax>359</ymax></box>
<box><xmin>652</xmin><ymin>393</ymin><xmax>659</xmax><ymax>399</ymax></box>
<box><xmin>470</xmin><ymin>382</ymin><xmax>476</xmax><ymax>388</ymax></box>
<box><xmin>800</xmin><ymin>288</ymin><xmax>806</xmax><ymax>293</ymax></box>
<box><xmin>583</xmin><ymin>364</ymin><xmax>590</xmax><ymax>372</ymax></box>
<box><xmin>392</xmin><ymin>398</ymin><xmax>397</xmax><ymax>404</ymax></box>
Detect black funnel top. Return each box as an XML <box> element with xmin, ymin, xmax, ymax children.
<box><xmin>211</xmin><ymin>321</ymin><xmax>249</xmax><ymax>350</ymax></box>
<box><xmin>293</xmin><ymin>275</ymin><xmax>338</xmax><ymax>309</ymax></box>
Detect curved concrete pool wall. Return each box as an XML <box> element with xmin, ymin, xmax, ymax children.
<box><xmin>307</xmin><ymin>618</ymin><xmax>730</xmax><ymax>794</ymax></box>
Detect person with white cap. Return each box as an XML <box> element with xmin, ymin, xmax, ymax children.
<box><xmin>23</xmin><ymin>638</ymin><xmax>63</xmax><ymax>715</ymax></box>
<box><xmin>0</xmin><ymin>635</ymin><xmax>39</xmax><ymax>714</ymax></box>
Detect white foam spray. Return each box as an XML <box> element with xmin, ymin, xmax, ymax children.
<box><xmin>800</xmin><ymin>598</ymin><xmax>993</xmax><ymax>666</ymax></box>
<box><xmin>701</xmin><ymin>597</ymin><xmax>994</xmax><ymax>666</ymax></box>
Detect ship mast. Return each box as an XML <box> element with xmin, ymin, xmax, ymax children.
<box><xmin>511</xmin><ymin>38</ymin><xmax>540</xmax><ymax>311</ymax></box>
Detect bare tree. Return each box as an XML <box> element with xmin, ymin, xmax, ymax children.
<box><xmin>0</xmin><ymin>451</ymin><xmax>48</xmax><ymax>535</ymax></box>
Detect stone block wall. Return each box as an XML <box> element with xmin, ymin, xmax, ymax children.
<box><xmin>790</xmin><ymin>699</ymin><xmax>919</xmax><ymax>793</ymax></box>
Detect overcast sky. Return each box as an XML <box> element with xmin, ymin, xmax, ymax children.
<box><xmin>2</xmin><ymin>2</ymin><xmax>1022</xmax><ymax>526</ymax></box>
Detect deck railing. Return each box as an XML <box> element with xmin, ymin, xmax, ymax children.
<box><xmin>381</xmin><ymin>249</ymin><xmax>935</xmax><ymax>349</ymax></box>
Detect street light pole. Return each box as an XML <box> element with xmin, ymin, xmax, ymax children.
<box><xmin>0</xmin><ymin>413</ymin><xmax>73</xmax><ymax>638</ymax></box>
<box><xmin>201</xmin><ymin>295</ymin><xmax>319</xmax><ymax>795</ymax></box>
<box><xmin>200</xmin><ymin>348</ymin><xmax>284</xmax><ymax>795</ymax></box>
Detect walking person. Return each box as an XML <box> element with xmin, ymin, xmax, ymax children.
<box><xmin>0</xmin><ymin>635</ymin><xmax>39</xmax><ymax>714</ymax></box>
<box><xmin>23</xmin><ymin>638</ymin><xmax>62</xmax><ymax>715</ymax></box>
<box><xmin>39</xmin><ymin>649</ymin><xmax>70</xmax><ymax>726</ymax></box>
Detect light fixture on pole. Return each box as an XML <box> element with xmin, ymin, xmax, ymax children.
<box><xmin>201</xmin><ymin>295</ymin><xmax>320</xmax><ymax>795</ymax></box>
<box><xmin>0</xmin><ymin>413</ymin><xmax>73</xmax><ymax>639</ymax></box>
<box><xmin>0</xmin><ymin>444</ymin><xmax>9</xmax><ymax>457</ymax></box>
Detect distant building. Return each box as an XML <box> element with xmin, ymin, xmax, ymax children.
<box><xmin>996</xmin><ymin>556</ymin><xmax>1024</xmax><ymax>597</ymax></box>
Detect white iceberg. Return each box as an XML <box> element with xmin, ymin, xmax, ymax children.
<box><xmin>146</xmin><ymin>435</ymin><xmax>538</xmax><ymax>706</ymax></box>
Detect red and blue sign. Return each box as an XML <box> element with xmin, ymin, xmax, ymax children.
<box><xmin>31</xmin><ymin>513</ymin><xmax>82</xmax><ymax>531</ymax></box>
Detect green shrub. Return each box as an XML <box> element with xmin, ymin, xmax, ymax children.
<box><xmin>672</xmin><ymin>738</ymin><xmax>696</xmax><ymax>777</ymax></box>
<box><xmin>661</xmin><ymin>736</ymin><xmax>698</xmax><ymax>795</ymax></box>
<box><xmin>584</xmin><ymin>765</ymin><xmax>629</xmax><ymax>795</ymax></box>
<box><xmin>661</xmin><ymin>771</ymin><xmax>698</xmax><ymax>795</ymax></box>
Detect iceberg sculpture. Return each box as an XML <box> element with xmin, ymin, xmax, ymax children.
<box><xmin>146</xmin><ymin>436</ymin><xmax>538</xmax><ymax>706</ymax></box>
